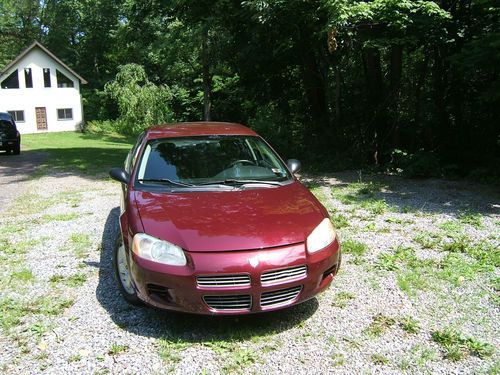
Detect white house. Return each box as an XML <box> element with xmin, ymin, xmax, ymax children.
<box><xmin>0</xmin><ymin>41</ymin><xmax>87</xmax><ymax>134</ymax></box>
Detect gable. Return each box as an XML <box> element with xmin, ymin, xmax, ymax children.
<box><xmin>0</xmin><ymin>41</ymin><xmax>86</xmax><ymax>85</ymax></box>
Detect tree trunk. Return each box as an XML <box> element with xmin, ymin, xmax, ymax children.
<box><xmin>334</xmin><ymin>65</ymin><xmax>341</xmax><ymax>120</ymax></box>
<box><xmin>363</xmin><ymin>47</ymin><xmax>386</xmax><ymax>165</ymax></box>
<box><xmin>415</xmin><ymin>52</ymin><xmax>430</xmax><ymax>149</ymax></box>
<box><xmin>202</xmin><ymin>24</ymin><xmax>211</xmax><ymax>121</ymax></box>
<box><xmin>389</xmin><ymin>45</ymin><xmax>403</xmax><ymax>149</ymax></box>
<box><xmin>433</xmin><ymin>45</ymin><xmax>451</xmax><ymax>160</ymax></box>
<box><xmin>300</xmin><ymin>48</ymin><xmax>328</xmax><ymax>143</ymax></box>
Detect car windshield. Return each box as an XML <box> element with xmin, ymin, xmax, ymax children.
<box><xmin>135</xmin><ymin>135</ymin><xmax>291</xmax><ymax>187</ymax></box>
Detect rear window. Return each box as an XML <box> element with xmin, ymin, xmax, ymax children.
<box><xmin>0</xmin><ymin>119</ymin><xmax>16</xmax><ymax>131</ymax></box>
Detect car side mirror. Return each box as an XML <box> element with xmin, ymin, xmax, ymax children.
<box><xmin>287</xmin><ymin>159</ymin><xmax>301</xmax><ymax>174</ymax></box>
<box><xmin>109</xmin><ymin>167</ymin><xmax>130</xmax><ymax>184</ymax></box>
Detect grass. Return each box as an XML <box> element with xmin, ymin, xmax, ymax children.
<box><xmin>0</xmin><ymin>295</ymin><xmax>74</xmax><ymax>331</ymax></box>
<box><xmin>458</xmin><ymin>211</ymin><xmax>483</xmax><ymax>228</ymax></box>
<box><xmin>22</xmin><ymin>131</ymin><xmax>133</xmax><ymax>175</ymax></box>
<box><xmin>364</xmin><ymin>314</ymin><xmax>396</xmax><ymax>337</ymax></box>
<box><xmin>413</xmin><ymin>232</ymin><xmax>442</xmax><ymax>249</ymax></box>
<box><xmin>376</xmin><ymin>245</ymin><xmax>417</xmax><ymax>271</ymax></box>
<box><xmin>331</xmin><ymin>353</ymin><xmax>345</xmax><ymax>366</ymax></box>
<box><xmin>371</xmin><ymin>353</ymin><xmax>389</xmax><ymax>365</ymax></box>
<box><xmin>157</xmin><ymin>339</ymin><xmax>190</xmax><ymax>364</ymax></box>
<box><xmin>221</xmin><ymin>348</ymin><xmax>258</xmax><ymax>374</ymax></box>
<box><xmin>331</xmin><ymin>291</ymin><xmax>355</xmax><ymax>308</ymax></box>
<box><xmin>331</xmin><ymin>182</ymin><xmax>389</xmax><ymax>215</ymax></box>
<box><xmin>63</xmin><ymin>233</ymin><xmax>92</xmax><ymax>258</ymax></box>
<box><xmin>438</xmin><ymin>220</ymin><xmax>464</xmax><ymax>234</ymax></box>
<box><xmin>49</xmin><ymin>273</ymin><xmax>87</xmax><ymax>287</ymax></box>
<box><xmin>342</xmin><ymin>239</ymin><xmax>368</xmax><ymax>257</ymax></box>
<box><xmin>108</xmin><ymin>343</ymin><xmax>129</xmax><ymax>356</ymax></box>
<box><xmin>40</xmin><ymin>213</ymin><xmax>80</xmax><ymax>222</ymax></box>
<box><xmin>400</xmin><ymin>316</ymin><xmax>420</xmax><ymax>334</ymax></box>
<box><xmin>431</xmin><ymin>327</ymin><xmax>495</xmax><ymax>361</ymax></box>
<box><xmin>399</xmin><ymin>344</ymin><xmax>438</xmax><ymax>370</ymax></box>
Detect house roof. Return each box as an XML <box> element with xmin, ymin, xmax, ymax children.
<box><xmin>0</xmin><ymin>41</ymin><xmax>87</xmax><ymax>84</ymax></box>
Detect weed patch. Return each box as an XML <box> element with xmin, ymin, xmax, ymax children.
<box><xmin>108</xmin><ymin>343</ymin><xmax>129</xmax><ymax>355</ymax></box>
<box><xmin>342</xmin><ymin>240</ymin><xmax>368</xmax><ymax>257</ymax></box>
<box><xmin>371</xmin><ymin>353</ymin><xmax>389</xmax><ymax>365</ymax></box>
<box><xmin>364</xmin><ymin>314</ymin><xmax>396</xmax><ymax>337</ymax></box>
<box><xmin>157</xmin><ymin>338</ymin><xmax>190</xmax><ymax>364</ymax></box>
<box><xmin>331</xmin><ymin>291</ymin><xmax>355</xmax><ymax>308</ymax></box>
<box><xmin>400</xmin><ymin>316</ymin><xmax>420</xmax><ymax>334</ymax></box>
<box><xmin>431</xmin><ymin>327</ymin><xmax>495</xmax><ymax>360</ymax></box>
<box><xmin>413</xmin><ymin>232</ymin><xmax>442</xmax><ymax>249</ymax></box>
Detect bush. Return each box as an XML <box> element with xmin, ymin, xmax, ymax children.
<box><xmin>388</xmin><ymin>149</ymin><xmax>441</xmax><ymax>178</ymax></box>
<box><xmin>83</xmin><ymin>120</ymin><xmax>120</xmax><ymax>134</ymax></box>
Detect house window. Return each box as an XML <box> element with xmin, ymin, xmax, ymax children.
<box><xmin>8</xmin><ymin>110</ymin><xmax>25</xmax><ymax>122</ymax></box>
<box><xmin>24</xmin><ymin>68</ymin><xmax>33</xmax><ymax>88</ymax></box>
<box><xmin>1</xmin><ymin>70</ymin><xmax>19</xmax><ymax>89</ymax></box>
<box><xmin>56</xmin><ymin>70</ymin><xmax>74</xmax><ymax>88</ymax></box>
<box><xmin>43</xmin><ymin>68</ymin><xmax>51</xmax><ymax>87</ymax></box>
<box><xmin>57</xmin><ymin>108</ymin><xmax>73</xmax><ymax>120</ymax></box>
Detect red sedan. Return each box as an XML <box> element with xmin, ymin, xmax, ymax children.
<box><xmin>109</xmin><ymin>122</ymin><xmax>341</xmax><ymax>314</ymax></box>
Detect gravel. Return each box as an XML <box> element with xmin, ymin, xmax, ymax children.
<box><xmin>0</xmin><ymin>169</ymin><xmax>498</xmax><ymax>374</ymax></box>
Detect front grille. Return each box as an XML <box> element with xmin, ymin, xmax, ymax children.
<box><xmin>261</xmin><ymin>286</ymin><xmax>302</xmax><ymax>308</ymax></box>
<box><xmin>203</xmin><ymin>294</ymin><xmax>252</xmax><ymax>311</ymax></box>
<box><xmin>261</xmin><ymin>265</ymin><xmax>307</xmax><ymax>285</ymax></box>
<box><xmin>196</xmin><ymin>274</ymin><xmax>251</xmax><ymax>288</ymax></box>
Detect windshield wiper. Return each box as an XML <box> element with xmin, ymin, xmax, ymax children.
<box><xmin>197</xmin><ymin>179</ymin><xmax>284</xmax><ymax>186</ymax></box>
<box><xmin>138</xmin><ymin>178</ymin><xmax>196</xmax><ymax>187</ymax></box>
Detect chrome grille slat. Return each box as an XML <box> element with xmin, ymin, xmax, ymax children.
<box><xmin>261</xmin><ymin>265</ymin><xmax>307</xmax><ymax>285</ymax></box>
<box><xmin>203</xmin><ymin>295</ymin><xmax>252</xmax><ymax>311</ymax></box>
<box><xmin>197</xmin><ymin>274</ymin><xmax>251</xmax><ymax>288</ymax></box>
<box><xmin>260</xmin><ymin>286</ymin><xmax>302</xmax><ymax>308</ymax></box>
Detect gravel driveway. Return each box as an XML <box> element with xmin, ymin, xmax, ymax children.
<box><xmin>0</xmin><ymin>168</ymin><xmax>498</xmax><ymax>374</ymax></box>
<box><xmin>0</xmin><ymin>151</ymin><xmax>46</xmax><ymax>211</ymax></box>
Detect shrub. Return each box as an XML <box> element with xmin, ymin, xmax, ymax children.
<box><xmin>388</xmin><ymin>149</ymin><xmax>441</xmax><ymax>178</ymax></box>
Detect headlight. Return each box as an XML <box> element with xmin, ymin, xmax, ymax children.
<box><xmin>132</xmin><ymin>233</ymin><xmax>186</xmax><ymax>266</ymax></box>
<box><xmin>306</xmin><ymin>218</ymin><xmax>336</xmax><ymax>254</ymax></box>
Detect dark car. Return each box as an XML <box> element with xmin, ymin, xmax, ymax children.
<box><xmin>0</xmin><ymin>112</ymin><xmax>21</xmax><ymax>155</ymax></box>
<box><xmin>109</xmin><ymin>122</ymin><xmax>341</xmax><ymax>315</ymax></box>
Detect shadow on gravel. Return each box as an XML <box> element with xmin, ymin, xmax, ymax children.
<box><xmin>0</xmin><ymin>150</ymin><xmax>47</xmax><ymax>184</ymax></box>
<box><xmin>95</xmin><ymin>207</ymin><xmax>318</xmax><ymax>345</ymax></box>
<box><xmin>303</xmin><ymin>171</ymin><xmax>500</xmax><ymax>216</ymax></box>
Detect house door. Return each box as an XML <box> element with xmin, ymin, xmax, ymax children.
<box><xmin>35</xmin><ymin>107</ymin><xmax>47</xmax><ymax>130</ymax></box>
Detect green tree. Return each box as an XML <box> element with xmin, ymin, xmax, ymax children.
<box><xmin>105</xmin><ymin>64</ymin><xmax>173</xmax><ymax>134</ymax></box>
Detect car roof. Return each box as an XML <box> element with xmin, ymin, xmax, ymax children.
<box><xmin>146</xmin><ymin>122</ymin><xmax>258</xmax><ymax>139</ymax></box>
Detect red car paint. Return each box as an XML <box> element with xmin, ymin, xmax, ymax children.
<box><xmin>116</xmin><ymin>122</ymin><xmax>341</xmax><ymax>314</ymax></box>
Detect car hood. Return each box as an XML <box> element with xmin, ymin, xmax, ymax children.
<box><xmin>134</xmin><ymin>181</ymin><xmax>326</xmax><ymax>252</ymax></box>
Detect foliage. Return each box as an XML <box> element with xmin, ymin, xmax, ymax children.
<box><xmin>104</xmin><ymin>64</ymin><xmax>174</xmax><ymax>134</ymax></box>
<box><xmin>0</xmin><ymin>0</ymin><xmax>498</xmax><ymax>174</ymax></box>
<box><xmin>389</xmin><ymin>149</ymin><xmax>441</xmax><ymax>178</ymax></box>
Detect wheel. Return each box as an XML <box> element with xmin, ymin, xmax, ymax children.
<box><xmin>13</xmin><ymin>142</ymin><xmax>20</xmax><ymax>155</ymax></box>
<box><xmin>228</xmin><ymin>159</ymin><xmax>255</xmax><ymax>168</ymax></box>
<box><xmin>112</xmin><ymin>233</ymin><xmax>143</xmax><ymax>305</ymax></box>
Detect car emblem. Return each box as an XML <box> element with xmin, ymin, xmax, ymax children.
<box><xmin>249</xmin><ymin>257</ymin><xmax>259</xmax><ymax>268</ymax></box>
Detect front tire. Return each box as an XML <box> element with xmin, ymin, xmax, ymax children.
<box><xmin>13</xmin><ymin>142</ymin><xmax>20</xmax><ymax>155</ymax></box>
<box><xmin>112</xmin><ymin>233</ymin><xmax>143</xmax><ymax>306</ymax></box>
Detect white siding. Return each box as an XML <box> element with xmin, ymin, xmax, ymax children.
<box><xmin>0</xmin><ymin>48</ymin><xmax>84</xmax><ymax>134</ymax></box>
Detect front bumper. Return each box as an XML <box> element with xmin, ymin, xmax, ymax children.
<box><xmin>128</xmin><ymin>238</ymin><xmax>341</xmax><ymax>314</ymax></box>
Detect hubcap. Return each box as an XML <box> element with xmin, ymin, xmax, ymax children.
<box><xmin>117</xmin><ymin>242</ymin><xmax>135</xmax><ymax>294</ymax></box>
